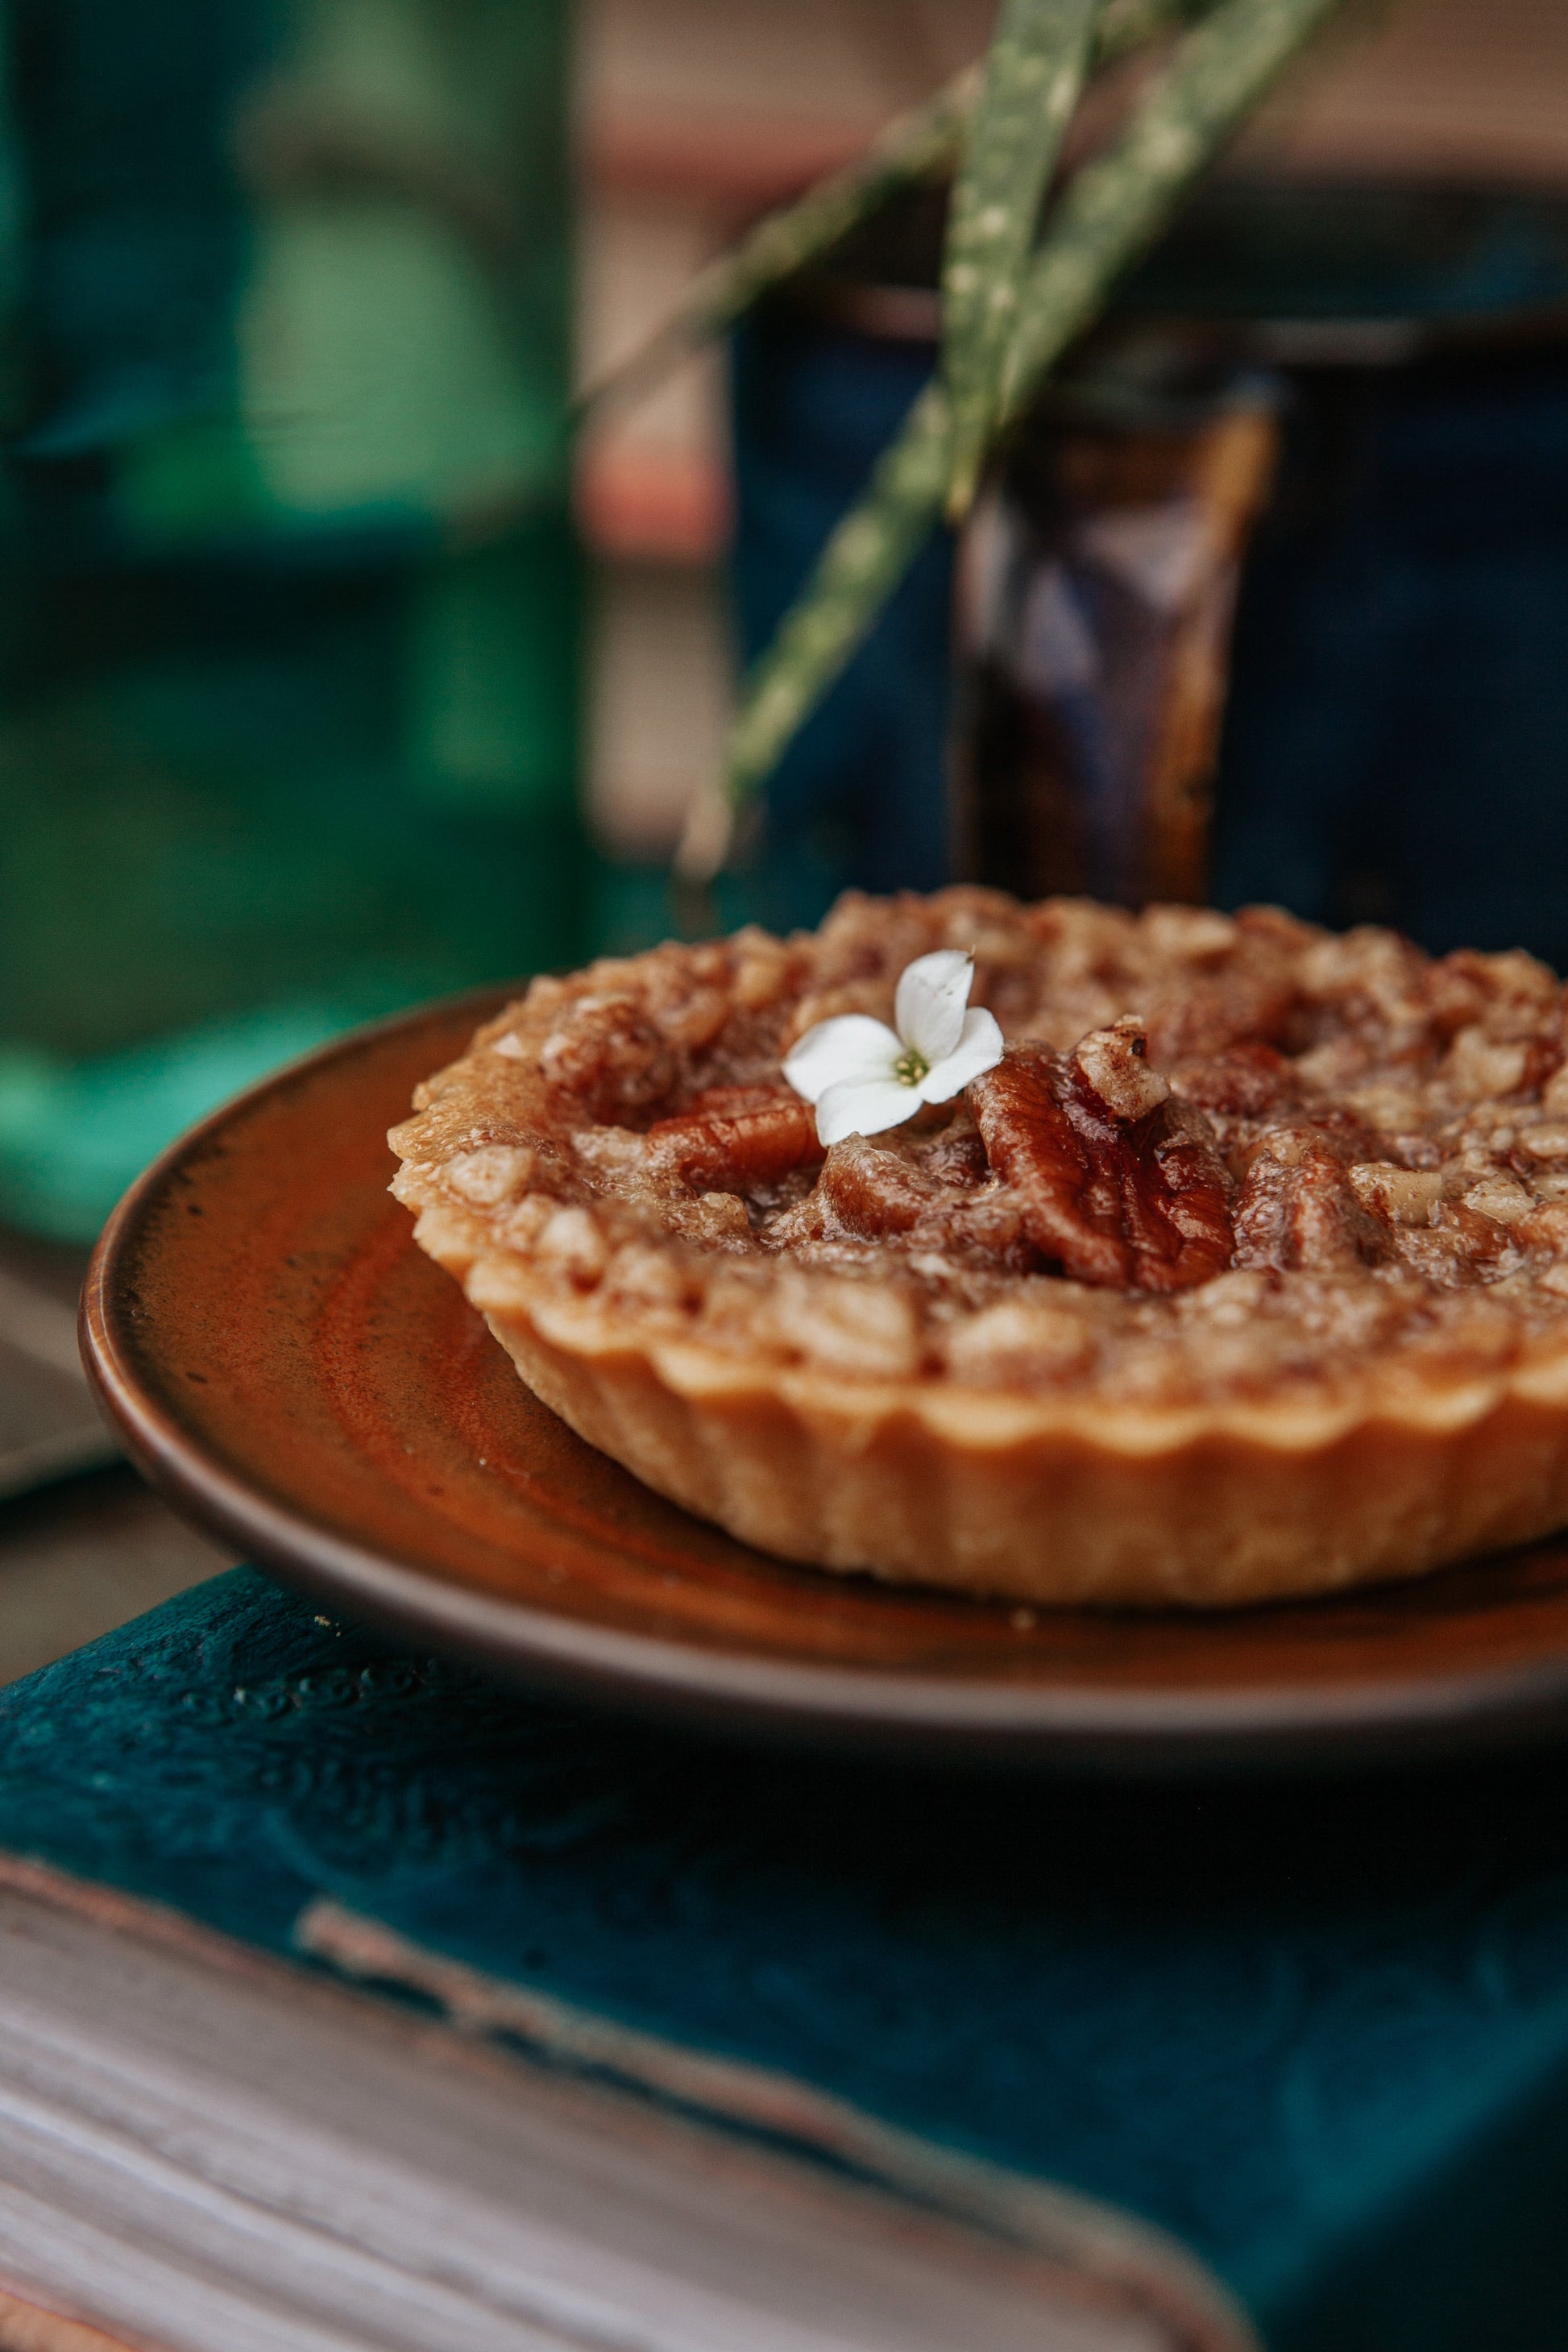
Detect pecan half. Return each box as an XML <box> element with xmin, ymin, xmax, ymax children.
<box><xmin>815</xmin><ymin>1135</ymin><xmax>937</xmax><ymax>1238</ymax></box>
<box><xmin>646</xmin><ymin>1086</ymin><xmax>823</xmax><ymax>1194</ymax></box>
<box><xmin>811</xmin><ymin>1131</ymin><xmax>1034</xmax><ymax>1271</ymax></box>
<box><xmin>1233</xmin><ymin>1139</ymin><xmax>1396</xmax><ymax>1273</ymax></box>
<box><xmin>970</xmin><ymin>1032</ymin><xmax>1234</xmax><ymax>1292</ymax></box>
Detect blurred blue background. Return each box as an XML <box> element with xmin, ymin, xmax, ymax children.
<box><xmin>732</xmin><ymin>183</ymin><xmax>1568</xmax><ymax>960</ymax></box>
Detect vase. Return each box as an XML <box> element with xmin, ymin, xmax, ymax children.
<box><xmin>728</xmin><ymin>175</ymin><xmax>1568</xmax><ymax>961</ymax></box>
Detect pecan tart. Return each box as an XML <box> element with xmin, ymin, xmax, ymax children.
<box><xmin>389</xmin><ymin>892</ymin><xmax>1568</xmax><ymax>1607</ymax></box>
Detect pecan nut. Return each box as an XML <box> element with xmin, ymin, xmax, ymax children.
<box><xmin>971</xmin><ymin>1034</ymin><xmax>1234</xmax><ymax>1292</ymax></box>
<box><xmin>646</xmin><ymin>1086</ymin><xmax>823</xmax><ymax>1194</ymax></box>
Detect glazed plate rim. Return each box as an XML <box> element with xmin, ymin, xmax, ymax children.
<box><xmin>78</xmin><ymin>990</ymin><xmax>1568</xmax><ymax>1775</ymax></box>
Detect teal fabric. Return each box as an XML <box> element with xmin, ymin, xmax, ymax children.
<box><xmin>2</xmin><ymin>1565</ymin><xmax>1567</xmax><ymax>2350</ymax></box>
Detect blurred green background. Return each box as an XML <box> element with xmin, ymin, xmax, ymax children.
<box><xmin>0</xmin><ymin>0</ymin><xmax>583</xmax><ymax>1239</ymax></box>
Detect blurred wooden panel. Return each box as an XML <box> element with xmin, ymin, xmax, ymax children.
<box><xmin>0</xmin><ymin>1248</ymin><xmax>115</xmax><ymax>1504</ymax></box>
<box><xmin>0</xmin><ymin>1471</ymin><xmax>231</xmax><ymax>1690</ymax></box>
<box><xmin>1239</xmin><ymin>0</ymin><xmax>1568</xmax><ymax>189</ymax></box>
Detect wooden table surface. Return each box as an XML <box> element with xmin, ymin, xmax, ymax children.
<box><xmin>0</xmin><ymin>1230</ymin><xmax>230</xmax><ymax>1689</ymax></box>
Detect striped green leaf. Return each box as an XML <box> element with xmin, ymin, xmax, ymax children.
<box><xmin>720</xmin><ymin>0</ymin><xmax>1342</xmax><ymax>823</ymax></box>
<box><xmin>578</xmin><ymin>69</ymin><xmax>980</xmax><ymax>421</ymax></box>
<box><xmin>940</xmin><ymin>0</ymin><xmax>1101</xmax><ymax>521</ymax></box>
<box><xmin>723</xmin><ymin>382</ymin><xmax>954</xmax><ymax>809</ymax></box>
<box><xmin>583</xmin><ymin>1</ymin><xmax>1212</xmax><ymax>423</ymax></box>
<box><xmin>999</xmin><ymin>0</ymin><xmax>1343</xmax><ymax>427</ymax></box>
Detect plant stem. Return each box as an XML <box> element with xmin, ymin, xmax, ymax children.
<box><xmin>578</xmin><ymin>69</ymin><xmax>979</xmax><ymax>422</ymax></box>
<box><xmin>718</xmin><ymin>378</ymin><xmax>953</xmax><ymax>817</ymax></box>
<box><xmin>1097</xmin><ymin>0</ymin><xmax>1214</xmax><ymax>54</ymax></box>
<box><xmin>940</xmin><ymin>0</ymin><xmax>1102</xmax><ymax>524</ymax></box>
<box><xmin>1001</xmin><ymin>0</ymin><xmax>1341</xmax><ymax>425</ymax></box>
<box><xmin>715</xmin><ymin>0</ymin><xmax>1342</xmax><ymax>837</ymax></box>
<box><xmin>582</xmin><ymin>0</ymin><xmax>1208</xmax><ymax>424</ymax></box>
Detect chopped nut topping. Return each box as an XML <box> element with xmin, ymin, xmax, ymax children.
<box><xmin>536</xmin><ymin>1206</ymin><xmax>608</xmax><ymax>1285</ymax></box>
<box><xmin>1348</xmin><ymin>1164</ymin><xmax>1442</xmax><ymax>1226</ymax></box>
<box><xmin>1460</xmin><ymin>1176</ymin><xmax>1536</xmax><ymax>1226</ymax></box>
<box><xmin>392</xmin><ymin>890</ymin><xmax>1568</xmax><ymax>1408</ymax></box>
<box><xmin>1235</xmin><ymin>1143</ymin><xmax>1395</xmax><ymax>1274</ymax></box>
<box><xmin>445</xmin><ymin>1145</ymin><xmax>535</xmax><ymax>1207</ymax></box>
<box><xmin>1447</xmin><ymin>1027</ymin><xmax>1531</xmax><ymax>1102</ymax></box>
<box><xmin>1072</xmin><ymin>1019</ymin><xmax>1171</xmax><ymax>1122</ymax></box>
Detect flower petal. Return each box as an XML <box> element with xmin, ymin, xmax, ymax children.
<box><xmin>895</xmin><ymin>949</ymin><xmax>975</xmax><ymax>1066</ymax></box>
<box><xmin>919</xmin><ymin>1007</ymin><xmax>1005</xmax><ymax>1103</ymax></box>
<box><xmin>815</xmin><ymin>1076</ymin><xmax>923</xmax><ymax>1147</ymax></box>
<box><xmin>782</xmin><ymin>1014</ymin><xmax>901</xmax><ymax>1105</ymax></box>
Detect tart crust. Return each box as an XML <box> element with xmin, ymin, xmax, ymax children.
<box><xmin>390</xmin><ymin>890</ymin><xmax>1568</xmax><ymax>1607</ymax></box>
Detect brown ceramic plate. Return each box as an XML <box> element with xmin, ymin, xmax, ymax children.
<box><xmin>81</xmin><ymin>989</ymin><xmax>1568</xmax><ymax>1773</ymax></box>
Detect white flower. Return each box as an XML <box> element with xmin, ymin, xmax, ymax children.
<box><xmin>782</xmin><ymin>949</ymin><xmax>1005</xmax><ymax>1147</ymax></box>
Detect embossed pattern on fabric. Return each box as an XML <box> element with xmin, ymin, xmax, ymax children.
<box><xmin>3</xmin><ymin>1570</ymin><xmax>1568</xmax><ymax>2352</ymax></box>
